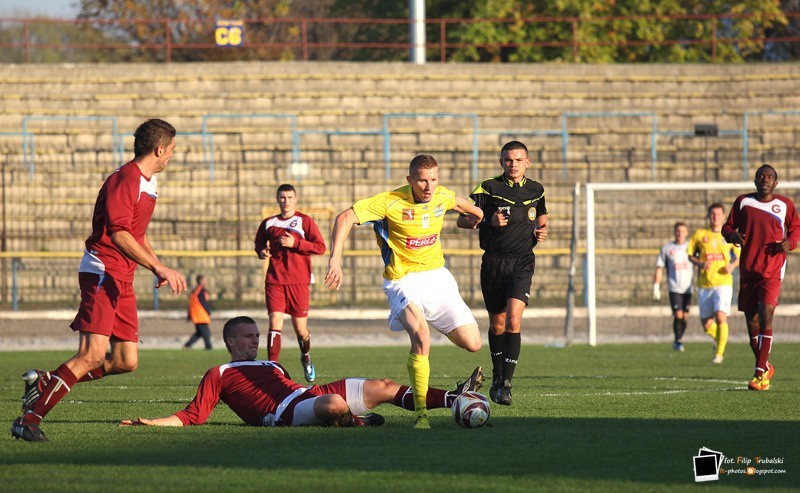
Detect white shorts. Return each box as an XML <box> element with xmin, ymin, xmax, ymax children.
<box><xmin>698</xmin><ymin>285</ymin><xmax>733</xmax><ymax>319</ymax></box>
<box><xmin>290</xmin><ymin>397</ymin><xmax>321</xmax><ymax>426</ymax></box>
<box><xmin>383</xmin><ymin>267</ymin><xmax>476</xmax><ymax>334</ymax></box>
<box><xmin>289</xmin><ymin>378</ymin><xmax>370</xmax><ymax>426</ymax></box>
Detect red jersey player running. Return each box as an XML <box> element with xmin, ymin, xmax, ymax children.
<box><xmin>120</xmin><ymin>316</ymin><xmax>483</xmax><ymax>428</ymax></box>
<box><xmin>722</xmin><ymin>164</ymin><xmax>800</xmax><ymax>391</ymax></box>
<box><xmin>12</xmin><ymin>119</ymin><xmax>186</xmax><ymax>442</ymax></box>
<box><xmin>254</xmin><ymin>184</ymin><xmax>326</xmax><ymax>382</ymax></box>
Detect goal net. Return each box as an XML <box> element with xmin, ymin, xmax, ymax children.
<box><xmin>584</xmin><ymin>181</ymin><xmax>800</xmax><ymax>346</ymax></box>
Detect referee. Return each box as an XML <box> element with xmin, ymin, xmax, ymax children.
<box><xmin>457</xmin><ymin>141</ymin><xmax>548</xmax><ymax>405</ymax></box>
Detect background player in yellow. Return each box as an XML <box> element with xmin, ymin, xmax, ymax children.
<box><xmin>324</xmin><ymin>154</ymin><xmax>485</xmax><ymax>429</ymax></box>
<box><xmin>688</xmin><ymin>203</ymin><xmax>740</xmax><ymax>364</ymax></box>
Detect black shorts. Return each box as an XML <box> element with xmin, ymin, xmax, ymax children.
<box><xmin>668</xmin><ymin>292</ymin><xmax>692</xmax><ymax>314</ymax></box>
<box><xmin>480</xmin><ymin>254</ymin><xmax>535</xmax><ymax>314</ymax></box>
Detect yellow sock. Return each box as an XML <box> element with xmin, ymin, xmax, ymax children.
<box><xmin>716</xmin><ymin>322</ymin><xmax>728</xmax><ymax>356</ymax></box>
<box><xmin>705</xmin><ymin>321</ymin><xmax>718</xmax><ymax>339</ymax></box>
<box><xmin>407</xmin><ymin>353</ymin><xmax>429</xmax><ymax>414</ymax></box>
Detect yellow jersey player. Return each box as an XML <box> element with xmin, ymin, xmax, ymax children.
<box><xmin>325</xmin><ymin>154</ymin><xmax>485</xmax><ymax>429</ymax></box>
<box><xmin>688</xmin><ymin>203</ymin><xmax>740</xmax><ymax>364</ymax></box>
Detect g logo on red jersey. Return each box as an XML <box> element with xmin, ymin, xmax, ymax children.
<box><xmin>772</xmin><ymin>204</ymin><xmax>782</xmax><ymax>213</ymax></box>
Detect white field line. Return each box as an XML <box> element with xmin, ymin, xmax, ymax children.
<box><xmin>539</xmin><ymin>375</ymin><xmax>745</xmax><ymax>396</ymax></box>
<box><xmin>654</xmin><ymin>376</ymin><xmax>744</xmax><ymax>385</ymax></box>
<box><xmin>540</xmin><ymin>388</ymin><xmax>742</xmax><ymax>397</ymax></box>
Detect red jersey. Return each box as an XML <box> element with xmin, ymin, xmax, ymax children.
<box><xmin>254</xmin><ymin>212</ymin><xmax>326</xmax><ymax>285</ymax></box>
<box><xmin>722</xmin><ymin>193</ymin><xmax>800</xmax><ymax>280</ymax></box>
<box><xmin>174</xmin><ymin>360</ymin><xmax>303</xmax><ymax>426</ymax></box>
<box><xmin>79</xmin><ymin>162</ymin><xmax>157</xmax><ymax>283</ymax></box>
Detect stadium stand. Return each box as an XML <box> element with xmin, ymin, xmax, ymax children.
<box><xmin>1</xmin><ymin>62</ymin><xmax>800</xmax><ymax>310</ymax></box>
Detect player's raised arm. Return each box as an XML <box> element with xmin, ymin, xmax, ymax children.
<box><xmin>295</xmin><ymin>216</ymin><xmax>327</xmax><ymax>255</ymax></box>
<box><xmin>721</xmin><ymin>200</ymin><xmax>745</xmax><ymax>246</ymax></box>
<box><xmin>143</xmin><ymin>233</ymin><xmax>187</xmax><ymax>294</ymax></box>
<box><xmin>325</xmin><ymin>208</ymin><xmax>359</xmax><ymax>290</ymax></box>
<box><xmin>111</xmin><ymin>231</ymin><xmax>186</xmax><ymax>294</ymax></box>
<box><xmin>456</xmin><ymin>196</ymin><xmax>481</xmax><ymax>229</ymax></box>
<box><xmin>454</xmin><ymin>196</ymin><xmax>484</xmax><ymax>225</ymax></box>
<box><xmin>785</xmin><ymin>198</ymin><xmax>800</xmax><ymax>251</ymax></box>
<box><xmin>254</xmin><ymin>219</ymin><xmax>271</xmax><ymax>259</ymax></box>
<box><xmin>120</xmin><ymin>414</ymin><xmax>184</xmax><ymax>427</ymax></box>
<box><xmin>534</xmin><ymin>214</ymin><xmax>548</xmax><ymax>242</ymax></box>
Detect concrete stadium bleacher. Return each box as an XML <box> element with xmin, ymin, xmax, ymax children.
<box><xmin>2</xmin><ymin>61</ymin><xmax>800</xmax><ymax>309</ymax></box>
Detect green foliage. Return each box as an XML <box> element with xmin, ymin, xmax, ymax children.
<box><xmin>0</xmin><ymin>0</ymin><xmax>793</xmax><ymax>62</ymax></box>
<box><xmin>1</xmin><ymin>343</ymin><xmax>798</xmax><ymax>491</ymax></box>
<box><xmin>443</xmin><ymin>0</ymin><xmax>787</xmax><ymax>62</ymax></box>
<box><xmin>74</xmin><ymin>0</ymin><xmax>331</xmax><ymax>61</ymax></box>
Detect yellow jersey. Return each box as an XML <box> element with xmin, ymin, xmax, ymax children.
<box><xmin>688</xmin><ymin>228</ymin><xmax>740</xmax><ymax>288</ymax></box>
<box><xmin>352</xmin><ymin>184</ymin><xmax>457</xmax><ymax>280</ymax></box>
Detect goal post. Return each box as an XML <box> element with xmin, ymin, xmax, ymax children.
<box><xmin>585</xmin><ymin>180</ymin><xmax>800</xmax><ymax>346</ymax></box>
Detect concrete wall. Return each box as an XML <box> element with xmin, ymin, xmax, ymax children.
<box><xmin>1</xmin><ymin>62</ymin><xmax>800</xmax><ymax>308</ymax></box>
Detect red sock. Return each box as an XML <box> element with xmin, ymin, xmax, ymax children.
<box><xmin>748</xmin><ymin>327</ymin><xmax>760</xmax><ymax>358</ymax></box>
<box><xmin>24</xmin><ymin>364</ymin><xmax>78</xmax><ymax>425</ymax></box>
<box><xmin>755</xmin><ymin>328</ymin><xmax>773</xmax><ymax>377</ymax></box>
<box><xmin>749</xmin><ymin>335</ymin><xmax>759</xmax><ymax>357</ymax></box>
<box><xmin>267</xmin><ymin>330</ymin><xmax>282</xmax><ymax>361</ymax></box>
<box><xmin>78</xmin><ymin>366</ymin><xmax>106</xmax><ymax>383</ymax></box>
<box><xmin>392</xmin><ymin>385</ymin><xmax>451</xmax><ymax>410</ymax></box>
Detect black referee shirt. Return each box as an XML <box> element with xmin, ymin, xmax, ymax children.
<box><xmin>468</xmin><ymin>174</ymin><xmax>547</xmax><ymax>258</ymax></box>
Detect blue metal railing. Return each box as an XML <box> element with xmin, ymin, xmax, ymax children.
<box><xmin>742</xmin><ymin>110</ymin><xmax>800</xmax><ymax>180</ymax></box>
<box><xmin>562</xmin><ymin>112</ymin><xmax>658</xmax><ymax>179</ymax></box>
<box><xmin>297</xmin><ymin>129</ymin><xmax>385</xmax><ymax>180</ymax></box>
<box><xmin>21</xmin><ymin>115</ymin><xmax>120</xmax><ymax>179</ymax></box>
<box><xmin>13</xmin><ymin>110</ymin><xmax>800</xmax><ymax>183</ymax></box>
<box><xmin>658</xmin><ymin>129</ymin><xmax>745</xmax><ymax>162</ymax></box>
<box><xmin>383</xmin><ymin>113</ymin><xmax>479</xmax><ymax>180</ymax></box>
<box><xmin>201</xmin><ymin>114</ymin><xmax>298</xmax><ymax>182</ymax></box>
<box><xmin>11</xmin><ymin>257</ymin><xmax>19</xmax><ymax>311</ymax></box>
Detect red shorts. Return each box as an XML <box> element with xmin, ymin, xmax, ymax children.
<box><xmin>738</xmin><ymin>277</ymin><xmax>782</xmax><ymax>314</ymax></box>
<box><xmin>277</xmin><ymin>379</ymin><xmax>347</xmax><ymax>426</ymax></box>
<box><xmin>70</xmin><ymin>272</ymin><xmax>138</xmax><ymax>342</ymax></box>
<box><xmin>265</xmin><ymin>283</ymin><xmax>310</xmax><ymax>317</ymax></box>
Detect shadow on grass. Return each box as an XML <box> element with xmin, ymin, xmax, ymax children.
<box><xmin>4</xmin><ymin>417</ymin><xmax>796</xmax><ymax>487</ymax></box>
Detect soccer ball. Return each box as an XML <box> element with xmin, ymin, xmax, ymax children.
<box><xmin>451</xmin><ymin>391</ymin><xmax>490</xmax><ymax>428</ymax></box>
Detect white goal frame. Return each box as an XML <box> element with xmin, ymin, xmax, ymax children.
<box><xmin>585</xmin><ymin>180</ymin><xmax>800</xmax><ymax>346</ymax></box>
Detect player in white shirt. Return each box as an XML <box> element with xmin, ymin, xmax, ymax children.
<box><xmin>653</xmin><ymin>222</ymin><xmax>693</xmax><ymax>352</ymax></box>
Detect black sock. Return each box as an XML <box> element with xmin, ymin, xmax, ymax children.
<box><xmin>488</xmin><ymin>331</ymin><xmax>505</xmax><ymax>381</ymax></box>
<box><xmin>678</xmin><ymin>318</ymin><xmax>687</xmax><ymax>341</ymax></box>
<box><xmin>502</xmin><ymin>332</ymin><xmax>521</xmax><ymax>383</ymax></box>
<box><xmin>297</xmin><ymin>334</ymin><xmax>311</xmax><ymax>360</ymax></box>
<box><xmin>673</xmin><ymin>317</ymin><xmax>682</xmax><ymax>343</ymax></box>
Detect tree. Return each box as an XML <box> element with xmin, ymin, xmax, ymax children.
<box><xmin>6</xmin><ymin>0</ymin><xmax>791</xmax><ymax>62</ymax></box>
<box><xmin>442</xmin><ymin>0</ymin><xmax>787</xmax><ymax>62</ymax></box>
<box><xmin>763</xmin><ymin>0</ymin><xmax>800</xmax><ymax>60</ymax></box>
<box><xmin>76</xmin><ymin>0</ymin><xmax>332</xmax><ymax>61</ymax></box>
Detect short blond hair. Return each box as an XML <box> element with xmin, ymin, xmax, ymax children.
<box><xmin>409</xmin><ymin>154</ymin><xmax>438</xmax><ymax>176</ymax></box>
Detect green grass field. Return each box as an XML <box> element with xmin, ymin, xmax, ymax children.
<box><xmin>1</xmin><ymin>342</ymin><xmax>798</xmax><ymax>492</ymax></box>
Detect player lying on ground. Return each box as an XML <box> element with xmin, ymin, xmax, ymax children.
<box><xmin>120</xmin><ymin>316</ymin><xmax>484</xmax><ymax>428</ymax></box>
